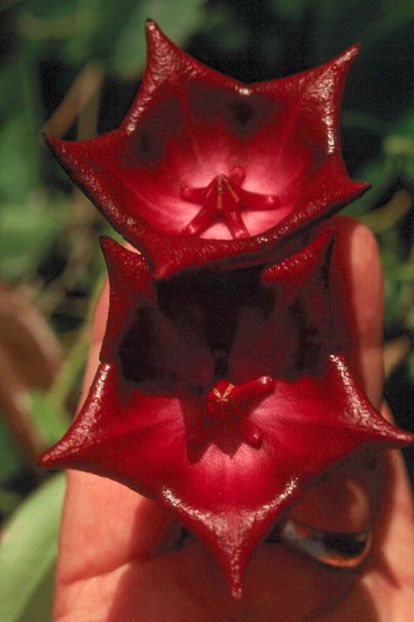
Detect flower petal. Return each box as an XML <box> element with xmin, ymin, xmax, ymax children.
<box><xmin>100</xmin><ymin>239</ymin><xmax>214</xmax><ymax>388</ymax></box>
<box><xmin>40</xmin><ymin>233</ymin><xmax>412</xmax><ymax>597</ymax></box>
<box><xmin>45</xmin><ymin>22</ymin><xmax>368</xmax><ymax>278</ymax></box>
<box><xmin>39</xmin><ymin>354</ymin><xmax>411</xmax><ymax>598</ymax></box>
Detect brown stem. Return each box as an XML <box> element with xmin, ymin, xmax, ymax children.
<box><xmin>42</xmin><ymin>62</ymin><xmax>104</xmax><ymax>139</ymax></box>
<box><xmin>0</xmin><ymin>343</ymin><xmax>44</xmax><ymax>473</ymax></box>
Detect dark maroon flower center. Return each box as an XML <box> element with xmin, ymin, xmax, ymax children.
<box><xmin>117</xmin><ymin>265</ymin><xmax>273</xmax><ymax>391</ymax></box>
<box><xmin>115</xmin><ymin>256</ymin><xmax>333</xmax><ymax>456</ymax></box>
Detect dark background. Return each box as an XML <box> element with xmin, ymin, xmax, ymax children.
<box><xmin>1</xmin><ymin>1</ymin><xmax>414</xmax><ymax>618</ymax></box>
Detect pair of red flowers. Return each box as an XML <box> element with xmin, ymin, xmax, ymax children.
<box><xmin>40</xmin><ymin>22</ymin><xmax>411</xmax><ymax>598</ymax></box>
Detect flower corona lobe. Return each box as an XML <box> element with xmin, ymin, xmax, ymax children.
<box><xmin>45</xmin><ymin>20</ymin><xmax>368</xmax><ymax>279</ymax></box>
<box><xmin>40</xmin><ymin>22</ymin><xmax>413</xmax><ymax>599</ymax></box>
<box><xmin>39</xmin><ymin>230</ymin><xmax>412</xmax><ymax>597</ymax></box>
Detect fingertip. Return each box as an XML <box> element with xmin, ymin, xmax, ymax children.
<box><xmin>78</xmin><ymin>280</ymin><xmax>109</xmax><ymax>409</ymax></box>
<box><xmin>80</xmin><ymin>242</ymin><xmax>139</xmax><ymax>406</ymax></box>
<box><xmin>329</xmin><ymin>216</ymin><xmax>384</xmax><ymax>408</ymax></box>
<box><xmin>91</xmin><ymin>279</ymin><xmax>110</xmax><ymax>347</ymax></box>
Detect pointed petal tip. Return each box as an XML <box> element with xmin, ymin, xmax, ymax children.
<box><xmin>145</xmin><ymin>18</ymin><xmax>172</xmax><ymax>48</ymax></box>
<box><xmin>100</xmin><ymin>235</ymin><xmax>153</xmax><ymax>300</ymax></box>
<box><xmin>145</xmin><ymin>17</ymin><xmax>165</xmax><ymax>31</ymax></box>
<box><xmin>356</xmin><ymin>180</ymin><xmax>371</xmax><ymax>194</ymax></box>
<box><xmin>331</xmin><ymin>43</ymin><xmax>361</xmax><ymax>69</ymax></box>
<box><xmin>336</xmin><ymin>179</ymin><xmax>370</xmax><ymax>210</ymax></box>
<box><xmin>43</xmin><ymin>133</ymin><xmax>65</xmax><ymax>155</ymax></box>
<box><xmin>261</xmin><ymin>226</ymin><xmax>333</xmax><ymax>287</ymax></box>
<box><xmin>99</xmin><ymin>235</ymin><xmax>129</xmax><ymax>264</ymax></box>
<box><xmin>43</xmin><ymin>134</ymin><xmax>85</xmax><ymax>173</ymax></box>
<box><xmin>37</xmin><ymin>444</ymin><xmax>66</xmax><ymax>470</ymax></box>
<box><xmin>99</xmin><ymin>234</ymin><xmax>116</xmax><ymax>253</ymax></box>
<box><xmin>369</xmin><ymin>421</ymin><xmax>414</xmax><ymax>449</ymax></box>
<box><xmin>394</xmin><ymin>427</ymin><xmax>414</xmax><ymax>447</ymax></box>
<box><xmin>145</xmin><ymin>18</ymin><xmax>159</xmax><ymax>37</ymax></box>
<box><xmin>100</xmin><ymin>234</ymin><xmax>148</xmax><ymax>270</ymax></box>
<box><xmin>230</xmin><ymin>580</ymin><xmax>243</xmax><ymax>600</ymax></box>
<box><xmin>307</xmin><ymin>44</ymin><xmax>362</xmax><ymax>105</ymax></box>
<box><xmin>342</xmin><ymin>43</ymin><xmax>361</xmax><ymax>60</ymax></box>
<box><xmin>214</xmin><ymin>546</ymin><xmax>246</xmax><ymax>601</ymax></box>
<box><xmin>36</xmin><ymin>451</ymin><xmax>49</xmax><ymax>469</ymax></box>
<box><xmin>100</xmin><ymin>235</ymin><xmax>129</xmax><ymax>277</ymax></box>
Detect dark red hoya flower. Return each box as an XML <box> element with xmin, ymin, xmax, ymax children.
<box><xmin>45</xmin><ymin>20</ymin><xmax>368</xmax><ymax>279</ymax></box>
<box><xmin>39</xmin><ymin>229</ymin><xmax>411</xmax><ymax>597</ymax></box>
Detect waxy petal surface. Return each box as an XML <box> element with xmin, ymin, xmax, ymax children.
<box><xmin>40</xmin><ymin>358</ymin><xmax>410</xmax><ymax>598</ymax></box>
<box><xmin>45</xmin><ymin>22</ymin><xmax>367</xmax><ymax>278</ymax></box>
<box><xmin>40</xmin><ymin>235</ymin><xmax>412</xmax><ymax>597</ymax></box>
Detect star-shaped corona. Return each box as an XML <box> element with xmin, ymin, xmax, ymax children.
<box><xmin>201</xmin><ymin>377</ymin><xmax>275</xmax><ymax>448</ymax></box>
<box><xmin>181</xmin><ymin>167</ymin><xmax>279</xmax><ymax>239</ymax></box>
<box><xmin>45</xmin><ymin>20</ymin><xmax>368</xmax><ymax>278</ymax></box>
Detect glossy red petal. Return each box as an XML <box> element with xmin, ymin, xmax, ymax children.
<box><xmin>40</xmin><ymin>234</ymin><xmax>413</xmax><ymax>598</ymax></box>
<box><xmin>39</xmin><ymin>354</ymin><xmax>411</xmax><ymax>598</ymax></box>
<box><xmin>261</xmin><ymin>226</ymin><xmax>333</xmax><ymax>300</ymax></box>
<box><xmin>45</xmin><ymin>22</ymin><xmax>368</xmax><ymax>278</ymax></box>
<box><xmin>99</xmin><ymin>237</ymin><xmax>155</xmax><ymax>361</ymax></box>
<box><xmin>230</xmin><ymin>229</ymin><xmax>335</xmax><ymax>382</ymax></box>
<box><xmin>161</xmin><ymin>353</ymin><xmax>411</xmax><ymax>597</ymax></box>
<box><xmin>100</xmin><ymin>240</ymin><xmax>214</xmax><ymax>388</ymax></box>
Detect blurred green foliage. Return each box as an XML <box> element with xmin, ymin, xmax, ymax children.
<box><xmin>1</xmin><ymin>1</ymin><xmax>414</xmax><ymax>619</ymax></box>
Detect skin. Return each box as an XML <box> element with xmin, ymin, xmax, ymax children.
<box><xmin>51</xmin><ymin>217</ymin><xmax>414</xmax><ymax>621</ymax></box>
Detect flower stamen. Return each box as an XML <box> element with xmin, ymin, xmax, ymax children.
<box><xmin>202</xmin><ymin>376</ymin><xmax>274</xmax><ymax>447</ymax></box>
<box><xmin>181</xmin><ymin>167</ymin><xmax>279</xmax><ymax>239</ymax></box>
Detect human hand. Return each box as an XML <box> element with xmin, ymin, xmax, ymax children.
<box><xmin>51</xmin><ymin>218</ymin><xmax>414</xmax><ymax>622</ymax></box>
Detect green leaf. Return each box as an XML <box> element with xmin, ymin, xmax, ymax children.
<box><xmin>390</xmin><ymin>109</ymin><xmax>414</xmax><ymax>136</ymax></box>
<box><xmin>0</xmin><ymin>47</ymin><xmax>44</xmax><ymax>202</ymax></box>
<box><xmin>272</xmin><ymin>0</ymin><xmax>312</xmax><ymax>21</ymax></box>
<box><xmin>311</xmin><ymin>0</ymin><xmax>388</xmax><ymax>62</ymax></box>
<box><xmin>0</xmin><ymin>416</ymin><xmax>23</xmax><ymax>484</ymax></box>
<box><xmin>344</xmin><ymin>158</ymin><xmax>393</xmax><ymax>218</ymax></box>
<box><xmin>110</xmin><ymin>0</ymin><xmax>204</xmax><ymax>77</ymax></box>
<box><xmin>0</xmin><ymin>113</ymin><xmax>39</xmax><ymax>203</ymax></box>
<box><xmin>0</xmin><ymin>474</ymin><xmax>65</xmax><ymax>622</ymax></box>
<box><xmin>0</xmin><ymin>488</ymin><xmax>22</xmax><ymax>516</ymax></box>
<box><xmin>19</xmin><ymin>0</ymin><xmax>204</xmax><ymax>78</ymax></box>
<box><xmin>0</xmin><ymin>198</ymin><xmax>68</xmax><ymax>282</ymax></box>
<box><xmin>29</xmin><ymin>391</ymin><xmax>69</xmax><ymax>445</ymax></box>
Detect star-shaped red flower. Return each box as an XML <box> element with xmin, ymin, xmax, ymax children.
<box><xmin>39</xmin><ymin>230</ymin><xmax>411</xmax><ymax>597</ymax></box>
<box><xmin>45</xmin><ymin>21</ymin><xmax>368</xmax><ymax>278</ymax></box>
